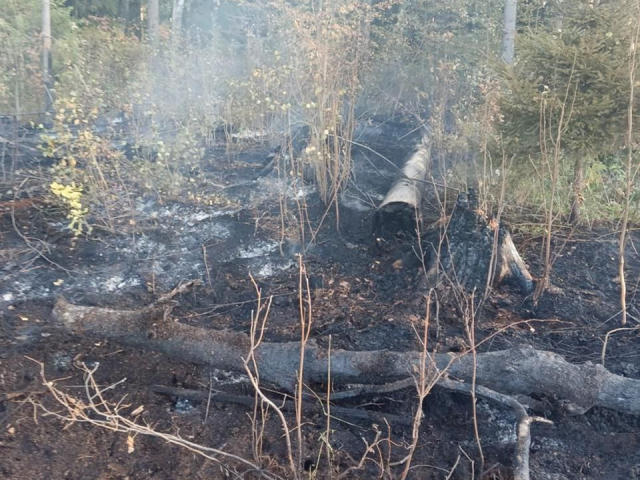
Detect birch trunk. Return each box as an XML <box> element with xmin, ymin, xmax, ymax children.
<box><xmin>172</xmin><ymin>0</ymin><xmax>186</xmax><ymax>45</ymax></box>
<box><xmin>501</xmin><ymin>0</ymin><xmax>518</xmax><ymax>65</ymax></box>
<box><xmin>373</xmin><ymin>135</ymin><xmax>430</xmax><ymax>237</ymax></box>
<box><xmin>147</xmin><ymin>0</ymin><xmax>160</xmax><ymax>50</ymax></box>
<box><xmin>42</xmin><ymin>0</ymin><xmax>52</xmax><ymax>112</ymax></box>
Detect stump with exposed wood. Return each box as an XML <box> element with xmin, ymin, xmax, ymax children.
<box><xmin>372</xmin><ymin>137</ymin><xmax>534</xmax><ymax>294</ymax></box>
<box><xmin>423</xmin><ymin>189</ymin><xmax>534</xmax><ymax>294</ymax></box>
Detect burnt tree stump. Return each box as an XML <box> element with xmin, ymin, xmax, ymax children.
<box><xmin>425</xmin><ymin>189</ymin><xmax>534</xmax><ymax>294</ymax></box>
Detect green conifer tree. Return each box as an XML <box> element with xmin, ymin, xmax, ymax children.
<box><xmin>500</xmin><ymin>0</ymin><xmax>637</xmax><ymax>223</ymax></box>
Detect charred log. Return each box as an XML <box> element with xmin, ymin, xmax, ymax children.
<box><xmin>55</xmin><ymin>297</ymin><xmax>640</xmax><ymax>417</ymax></box>
<box><xmin>373</xmin><ymin>136</ymin><xmax>430</xmax><ymax>239</ymax></box>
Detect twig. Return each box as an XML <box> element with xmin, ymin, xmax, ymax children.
<box><xmin>152</xmin><ymin>279</ymin><xmax>201</xmax><ymax>306</ymax></box>
<box><xmin>619</xmin><ymin>0</ymin><xmax>640</xmax><ymax>325</ymax></box>
<box><xmin>203</xmin><ymin>245</ymin><xmax>213</xmax><ymax>289</ymax></box>
<box><xmin>205</xmin><ymin>371</ymin><xmax>213</xmax><ymax>423</ymax></box>
<box><xmin>443</xmin><ymin>455</ymin><xmax>461</xmax><ymax>480</ymax></box>
<box><xmin>29</xmin><ymin>359</ymin><xmax>279</xmax><ymax>480</ymax></box>
<box><xmin>242</xmin><ymin>282</ymin><xmax>298</xmax><ymax>479</ymax></box>
<box><xmin>323</xmin><ymin>335</ymin><xmax>333</xmax><ymax>472</ymax></box>
<box><xmin>465</xmin><ymin>292</ymin><xmax>484</xmax><ymax>477</ymax></box>
<box><xmin>534</xmin><ymin>53</ymin><xmax>578</xmax><ymax>304</ymax></box>
<box><xmin>295</xmin><ymin>256</ymin><xmax>313</xmax><ymax>470</ymax></box>
<box><xmin>600</xmin><ymin>327</ymin><xmax>638</xmax><ymax>366</ymax></box>
<box><xmin>335</xmin><ymin>428</ymin><xmax>385</xmax><ymax>480</ymax></box>
<box><xmin>400</xmin><ymin>290</ymin><xmax>436</xmax><ymax>480</ymax></box>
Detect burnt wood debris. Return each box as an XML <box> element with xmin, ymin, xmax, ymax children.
<box><xmin>54</xmin><ymin>295</ymin><xmax>640</xmax><ymax>417</ymax></box>
<box><xmin>374</xmin><ymin>135</ymin><xmax>534</xmax><ymax>294</ymax></box>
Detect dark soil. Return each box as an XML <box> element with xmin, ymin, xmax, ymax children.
<box><xmin>2</xmin><ymin>127</ymin><xmax>640</xmax><ymax>480</ymax></box>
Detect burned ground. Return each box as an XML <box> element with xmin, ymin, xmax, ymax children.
<box><xmin>1</xmin><ymin>135</ymin><xmax>640</xmax><ymax>480</ymax></box>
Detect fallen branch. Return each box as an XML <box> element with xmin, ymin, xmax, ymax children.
<box><xmin>150</xmin><ymin>386</ymin><xmax>412</xmax><ymax>427</ymax></box>
<box><xmin>152</xmin><ymin>381</ymin><xmax>553</xmax><ymax>476</ymax></box>
<box><xmin>54</xmin><ymin>297</ymin><xmax>640</xmax><ymax>416</ymax></box>
<box><xmin>439</xmin><ymin>378</ymin><xmax>553</xmax><ymax>480</ymax></box>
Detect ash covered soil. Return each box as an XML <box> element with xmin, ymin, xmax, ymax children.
<box><xmin>2</xmin><ymin>134</ymin><xmax>640</xmax><ymax>480</ymax></box>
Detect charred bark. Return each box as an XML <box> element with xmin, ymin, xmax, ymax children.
<box><xmin>424</xmin><ymin>189</ymin><xmax>534</xmax><ymax>294</ymax></box>
<box><xmin>151</xmin><ymin>386</ymin><xmax>412</xmax><ymax>426</ymax></box>
<box><xmin>54</xmin><ymin>297</ymin><xmax>640</xmax><ymax>417</ymax></box>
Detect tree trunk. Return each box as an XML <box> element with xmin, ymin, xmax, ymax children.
<box><xmin>501</xmin><ymin>0</ymin><xmax>518</xmax><ymax>65</ymax></box>
<box><xmin>123</xmin><ymin>0</ymin><xmax>142</xmax><ymax>37</ymax></box>
<box><xmin>551</xmin><ymin>0</ymin><xmax>564</xmax><ymax>31</ymax></box>
<box><xmin>569</xmin><ymin>155</ymin><xmax>584</xmax><ymax>225</ymax></box>
<box><xmin>147</xmin><ymin>0</ymin><xmax>160</xmax><ymax>49</ymax></box>
<box><xmin>42</xmin><ymin>0</ymin><xmax>53</xmax><ymax>113</ymax></box>
<box><xmin>119</xmin><ymin>0</ymin><xmax>131</xmax><ymax>27</ymax></box>
<box><xmin>171</xmin><ymin>0</ymin><xmax>186</xmax><ymax>45</ymax></box>
<box><xmin>53</xmin><ymin>297</ymin><xmax>640</xmax><ymax>416</ymax></box>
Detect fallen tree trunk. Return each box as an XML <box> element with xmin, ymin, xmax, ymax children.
<box><xmin>373</xmin><ymin>135</ymin><xmax>430</xmax><ymax>238</ymax></box>
<box><xmin>54</xmin><ymin>297</ymin><xmax>640</xmax><ymax>416</ymax></box>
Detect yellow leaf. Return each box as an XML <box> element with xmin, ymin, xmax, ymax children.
<box><xmin>53</xmin><ymin>279</ymin><xmax>64</xmax><ymax>286</ymax></box>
